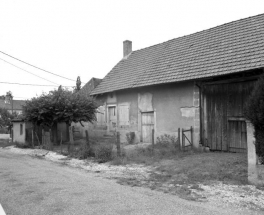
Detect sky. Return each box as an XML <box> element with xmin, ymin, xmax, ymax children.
<box><xmin>0</xmin><ymin>0</ymin><xmax>263</xmax><ymax>100</ymax></box>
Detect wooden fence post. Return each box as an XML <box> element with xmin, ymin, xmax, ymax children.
<box><xmin>178</xmin><ymin>128</ymin><xmax>181</xmax><ymax>150</ymax></box>
<box><xmin>152</xmin><ymin>129</ymin><xmax>155</xmax><ymax>154</ymax></box>
<box><xmin>32</xmin><ymin>129</ymin><xmax>34</xmax><ymax>148</ymax></box>
<box><xmin>85</xmin><ymin>130</ymin><xmax>90</xmax><ymax>151</ymax></box>
<box><xmin>60</xmin><ymin>132</ymin><xmax>63</xmax><ymax>154</ymax></box>
<box><xmin>11</xmin><ymin>128</ymin><xmax>13</xmax><ymax>143</ymax></box>
<box><xmin>49</xmin><ymin>129</ymin><xmax>53</xmax><ymax>150</ymax></box>
<box><xmin>190</xmin><ymin>126</ymin><xmax>193</xmax><ymax>148</ymax></box>
<box><xmin>116</xmin><ymin>132</ymin><xmax>121</xmax><ymax>157</ymax></box>
<box><xmin>34</xmin><ymin>131</ymin><xmax>40</xmax><ymax>147</ymax></box>
<box><xmin>42</xmin><ymin>129</ymin><xmax>44</xmax><ymax>148</ymax></box>
<box><xmin>182</xmin><ymin>129</ymin><xmax>185</xmax><ymax>151</ymax></box>
<box><xmin>68</xmin><ymin>126</ymin><xmax>74</xmax><ymax>153</ymax></box>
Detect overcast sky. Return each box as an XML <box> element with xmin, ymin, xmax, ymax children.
<box><xmin>0</xmin><ymin>0</ymin><xmax>263</xmax><ymax>100</ymax></box>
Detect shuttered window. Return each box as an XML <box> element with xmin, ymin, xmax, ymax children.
<box><xmin>119</xmin><ymin>105</ymin><xmax>129</xmax><ymax>125</ymax></box>
<box><xmin>96</xmin><ymin>106</ymin><xmax>105</xmax><ymax>126</ymax></box>
<box><xmin>20</xmin><ymin>124</ymin><xmax>23</xmax><ymax>135</ymax></box>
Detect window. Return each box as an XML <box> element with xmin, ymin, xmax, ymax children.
<box><xmin>119</xmin><ymin>105</ymin><xmax>129</xmax><ymax>125</ymax></box>
<box><xmin>20</xmin><ymin>124</ymin><xmax>23</xmax><ymax>135</ymax></box>
<box><xmin>96</xmin><ymin>106</ymin><xmax>105</xmax><ymax>126</ymax></box>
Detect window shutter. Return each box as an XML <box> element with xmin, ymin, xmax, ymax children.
<box><xmin>119</xmin><ymin>105</ymin><xmax>129</xmax><ymax>125</ymax></box>
<box><xmin>97</xmin><ymin>106</ymin><xmax>105</xmax><ymax>126</ymax></box>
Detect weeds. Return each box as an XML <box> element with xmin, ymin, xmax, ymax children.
<box><xmin>15</xmin><ymin>141</ymin><xmax>32</xmax><ymax>149</ymax></box>
<box><xmin>126</xmin><ymin>132</ymin><xmax>135</xmax><ymax>144</ymax></box>
<box><xmin>94</xmin><ymin>143</ymin><xmax>113</xmax><ymax>163</ymax></box>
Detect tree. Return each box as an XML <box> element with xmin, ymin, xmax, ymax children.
<box><xmin>23</xmin><ymin>86</ymin><xmax>98</xmax><ymax>146</ymax></box>
<box><xmin>0</xmin><ymin>108</ymin><xmax>17</xmax><ymax>133</ymax></box>
<box><xmin>244</xmin><ymin>75</ymin><xmax>264</xmax><ymax>164</ymax></box>
<box><xmin>75</xmin><ymin>76</ymin><xmax>81</xmax><ymax>92</ymax></box>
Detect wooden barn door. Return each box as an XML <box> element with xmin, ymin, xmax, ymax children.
<box><xmin>141</xmin><ymin>112</ymin><xmax>154</xmax><ymax>143</ymax></box>
<box><xmin>228</xmin><ymin>120</ymin><xmax>247</xmax><ymax>152</ymax></box>
<box><xmin>204</xmin><ymin>84</ymin><xmax>228</xmax><ymax>151</ymax></box>
<box><xmin>203</xmin><ymin>81</ymin><xmax>254</xmax><ymax>152</ymax></box>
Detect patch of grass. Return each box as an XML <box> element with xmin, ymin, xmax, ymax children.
<box><xmin>0</xmin><ymin>139</ymin><xmax>14</xmax><ymax>147</ymax></box>
<box><xmin>15</xmin><ymin>141</ymin><xmax>32</xmax><ymax>149</ymax></box>
<box><xmin>113</xmin><ymin>142</ymin><xmax>248</xmax><ymax>201</ymax></box>
<box><xmin>94</xmin><ymin>143</ymin><xmax>113</xmax><ymax>163</ymax></box>
<box><xmin>111</xmin><ymin>142</ymin><xmax>191</xmax><ymax>166</ymax></box>
<box><xmin>151</xmin><ymin>152</ymin><xmax>248</xmax><ymax>185</ymax></box>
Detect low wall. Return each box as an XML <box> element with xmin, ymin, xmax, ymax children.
<box><xmin>247</xmin><ymin>121</ymin><xmax>264</xmax><ymax>186</ymax></box>
<box><xmin>0</xmin><ymin>134</ymin><xmax>10</xmax><ymax>139</ymax></box>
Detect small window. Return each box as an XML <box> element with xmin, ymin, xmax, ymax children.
<box><xmin>20</xmin><ymin>124</ymin><xmax>23</xmax><ymax>135</ymax></box>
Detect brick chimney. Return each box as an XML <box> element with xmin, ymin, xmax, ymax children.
<box><xmin>123</xmin><ymin>40</ymin><xmax>132</xmax><ymax>58</ymax></box>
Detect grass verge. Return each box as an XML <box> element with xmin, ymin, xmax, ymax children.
<box><xmin>111</xmin><ymin>142</ymin><xmax>248</xmax><ymax>201</ymax></box>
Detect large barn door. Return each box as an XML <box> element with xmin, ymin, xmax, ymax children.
<box><xmin>203</xmin><ymin>81</ymin><xmax>254</xmax><ymax>152</ymax></box>
<box><xmin>141</xmin><ymin>112</ymin><xmax>154</xmax><ymax>143</ymax></box>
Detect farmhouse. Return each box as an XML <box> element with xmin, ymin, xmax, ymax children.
<box><xmin>78</xmin><ymin>14</ymin><xmax>264</xmax><ymax>152</ymax></box>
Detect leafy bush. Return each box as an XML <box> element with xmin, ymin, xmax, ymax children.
<box><xmin>0</xmin><ymin>126</ymin><xmax>8</xmax><ymax>134</ymax></box>
<box><xmin>126</xmin><ymin>132</ymin><xmax>135</xmax><ymax>144</ymax></box>
<box><xmin>94</xmin><ymin>143</ymin><xmax>113</xmax><ymax>163</ymax></box>
<box><xmin>156</xmin><ymin>134</ymin><xmax>178</xmax><ymax>147</ymax></box>
<box><xmin>15</xmin><ymin>141</ymin><xmax>31</xmax><ymax>149</ymax></box>
<box><xmin>69</xmin><ymin>143</ymin><xmax>95</xmax><ymax>159</ymax></box>
<box><xmin>244</xmin><ymin>75</ymin><xmax>264</xmax><ymax>164</ymax></box>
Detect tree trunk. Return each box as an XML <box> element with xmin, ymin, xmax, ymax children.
<box><xmin>52</xmin><ymin>123</ymin><xmax>58</xmax><ymax>145</ymax></box>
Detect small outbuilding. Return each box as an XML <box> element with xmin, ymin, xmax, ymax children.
<box><xmin>11</xmin><ymin>119</ymin><xmax>31</xmax><ymax>144</ymax></box>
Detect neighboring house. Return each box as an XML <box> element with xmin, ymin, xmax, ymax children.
<box><xmin>79</xmin><ymin>77</ymin><xmax>102</xmax><ymax>98</ymax></box>
<box><xmin>81</xmin><ymin>14</ymin><xmax>264</xmax><ymax>152</ymax></box>
<box><xmin>0</xmin><ymin>98</ymin><xmax>25</xmax><ymax>115</ymax></box>
<box><xmin>71</xmin><ymin>77</ymin><xmax>102</xmax><ymax>138</ymax></box>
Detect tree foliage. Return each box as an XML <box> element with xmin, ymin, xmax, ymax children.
<box><xmin>0</xmin><ymin>108</ymin><xmax>18</xmax><ymax>133</ymax></box>
<box><xmin>23</xmin><ymin>87</ymin><xmax>98</xmax><ymax>127</ymax></box>
<box><xmin>244</xmin><ymin>75</ymin><xmax>264</xmax><ymax>163</ymax></box>
<box><xmin>75</xmin><ymin>76</ymin><xmax>81</xmax><ymax>92</ymax></box>
<box><xmin>0</xmin><ymin>107</ymin><xmax>14</xmax><ymax>127</ymax></box>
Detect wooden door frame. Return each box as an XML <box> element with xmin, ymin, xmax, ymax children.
<box><xmin>140</xmin><ymin>111</ymin><xmax>156</xmax><ymax>143</ymax></box>
<box><xmin>106</xmin><ymin>104</ymin><xmax>117</xmax><ymax>133</ymax></box>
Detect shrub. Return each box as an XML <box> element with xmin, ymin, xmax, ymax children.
<box><xmin>156</xmin><ymin>134</ymin><xmax>178</xmax><ymax>147</ymax></box>
<box><xmin>126</xmin><ymin>132</ymin><xmax>135</xmax><ymax>144</ymax></box>
<box><xmin>69</xmin><ymin>143</ymin><xmax>95</xmax><ymax>159</ymax></box>
<box><xmin>15</xmin><ymin>141</ymin><xmax>31</xmax><ymax>149</ymax></box>
<box><xmin>94</xmin><ymin>143</ymin><xmax>113</xmax><ymax>163</ymax></box>
<box><xmin>244</xmin><ymin>75</ymin><xmax>264</xmax><ymax>164</ymax></box>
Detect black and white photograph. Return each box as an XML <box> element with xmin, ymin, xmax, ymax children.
<box><xmin>0</xmin><ymin>0</ymin><xmax>264</xmax><ymax>214</ymax></box>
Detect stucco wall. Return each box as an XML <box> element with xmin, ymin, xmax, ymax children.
<box><xmin>74</xmin><ymin>81</ymin><xmax>199</xmax><ymax>147</ymax></box>
<box><xmin>13</xmin><ymin>122</ymin><xmax>26</xmax><ymax>143</ymax></box>
<box><xmin>150</xmin><ymin>82</ymin><xmax>195</xmax><ymax>135</ymax></box>
<box><xmin>137</xmin><ymin>82</ymin><xmax>198</xmax><ymax>147</ymax></box>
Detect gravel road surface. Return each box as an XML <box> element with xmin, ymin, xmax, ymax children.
<box><xmin>0</xmin><ymin>150</ymin><xmax>260</xmax><ymax>215</ymax></box>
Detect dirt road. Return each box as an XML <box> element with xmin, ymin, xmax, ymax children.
<box><xmin>0</xmin><ymin>150</ymin><xmax>260</xmax><ymax>215</ymax></box>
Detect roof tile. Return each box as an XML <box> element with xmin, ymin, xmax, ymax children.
<box><xmin>91</xmin><ymin>14</ymin><xmax>264</xmax><ymax>95</ymax></box>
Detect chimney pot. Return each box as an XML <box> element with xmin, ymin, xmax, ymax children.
<box><xmin>123</xmin><ymin>40</ymin><xmax>132</xmax><ymax>58</ymax></box>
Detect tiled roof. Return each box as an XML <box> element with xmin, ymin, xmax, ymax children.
<box><xmin>91</xmin><ymin>13</ymin><xmax>264</xmax><ymax>95</ymax></box>
<box><xmin>0</xmin><ymin>99</ymin><xmax>26</xmax><ymax>110</ymax></box>
<box><xmin>79</xmin><ymin>77</ymin><xmax>102</xmax><ymax>97</ymax></box>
